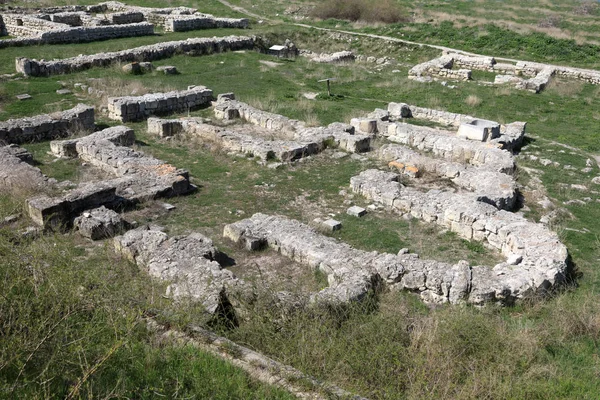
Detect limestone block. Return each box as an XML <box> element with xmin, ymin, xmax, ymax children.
<box><xmin>347</xmin><ymin>206</ymin><xmax>366</xmax><ymax>217</ymax></box>
<box><xmin>74</xmin><ymin>206</ymin><xmax>127</xmax><ymax>240</ymax></box>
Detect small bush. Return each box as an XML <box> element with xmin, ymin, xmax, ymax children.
<box><xmin>573</xmin><ymin>1</ymin><xmax>599</xmax><ymax>15</ymax></box>
<box><xmin>465</xmin><ymin>94</ymin><xmax>482</xmax><ymax>107</ymax></box>
<box><xmin>310</xmin><ymin>0</ymin><xmax>408</xmax><ymax>24</ymax></box>
<box><xmin>537</xmin><ymin>15</ymin><xmax>562</xmax><ymax>28</ymax></box>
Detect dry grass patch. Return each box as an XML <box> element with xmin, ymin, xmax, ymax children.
<box><xmin>464</xmin><ymin>94</ymin><xmax>482</xmax><ymax>107</ymax></box>
<box><xmin>310</xmin><ymin>0</ymin><xmax>408</xmax><ymax>24</ymax></box>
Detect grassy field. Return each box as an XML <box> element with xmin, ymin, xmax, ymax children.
<box><xmin>2</xmin><ymin>0</ymin><xmax>600</xmax><ymax>398</ymax></box>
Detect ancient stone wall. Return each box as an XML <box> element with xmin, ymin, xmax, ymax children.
<box><xmin>448</xmin><ymin>52</ymin><xmax>496</xmax><ymax>71</ymax></box>
<box><xmin>384</xmin><ymin>121</ymin><xmax>515</xmax><ymax>173</ymax></box>
<box><xmin>214</xmin><ymin>98</ymin><xmax>371</xmax><ymax>153</ymax></box>
<box><xmin>164</xmin><ymin>15</ymin><xmax>248</xmax><ymax>32</ymax></box>
<box><xmin>107</xmin><ymin>86</ymin><xmax>213</xmax><ymax>122</ymax></box>
<box><xmin>2</xmin><ymin>14</ymin><xmax>69</xmax><ymax>37</ymax></box>
<box><xmin>30</xmin><ymin>125</ymin><xmax>193</xmax><ymax>228</ymax></box>
<box><xmin>15</xmin><ymin>35</ymin><xmax>257</xmax><ymax>76</ymax></box>
<box><xmin>350</xmin><ymin>169</ymin><xmax>569</xmax><ymax>304</ymax></box>
<box><xmin>109</xmin><ymin>11</ymin><xmax>144</xmax><ymax>24</ymax></box>
<box><xmin>50</xmin><ymin>12</ymin><xmax>85</xmax><ymax>26</ymax></box>
<box><xmin>40</xmin><ymin>22</ymin><xmax>154</xmax><ymax>44</ymax></box>
<box><xmin>0</xmin><ymin>104</ymin><xmax>95</xmax><ymax>144</ymax></box>
<box><xmin>378</xmin><ymin>144</ymin><xmax>517</xmax><ymax>210</ymax></box>
<box><xmin>0</xmin><ymin>145</ymin><xmax>54</xmax><ymax>191</ymax></box>
<box><xmin>409</xmin><ymin>55</ymin><xmax>471</xmax><ymax>81</ymax></box>
<box><xmin>115</xmin><ymin>227</ymin><xmax>240</xmax><ymax>315</ymax></box>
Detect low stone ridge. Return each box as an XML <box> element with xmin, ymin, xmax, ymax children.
<box><xmin>74</xmin><ymin>205</ymin><xmax>128</xmax><ymax>240</ymax></box>
<box><xmin>0</xmin><ymin>104</ymin><xmax>94</xmax><ymax>144</ymax></box>
<box><xmin>0</xmin><ymin>145</ymin><xmax>55</xmax><ymax>191</ymax></box>
<box><xmin>107</xmin><ymin>86</ymin><xmax>213</xmax><ymax>122</ymax></box>
<box><xmin>15</xmin><ymin>35</ymin><xmax>257</xmax><ymax>77</ymax></box>
<box><xmin>350</xmin><ymin>169</ymin><xmax>569</xmax><ymax>302</ymax></box>
<box><xmin>379</xmin><ymin>144</ymin><xmax>517</xmax><ymax>210</ymax></box>
<box><xmin>114</xmin><ymin>226</ymin><xmax>240</xmax><ymax>315</ymax></box>
<box><xmin>225</xmin><ymin>212</ymin><xmax>561</xmax><ymax>306</ymax></box>
<box><xmin>213</xmin><ymin>98</ymin><xmax>371</xmax><ymax>153</ymax></box>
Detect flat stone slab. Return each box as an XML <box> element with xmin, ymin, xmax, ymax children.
<box><xmin>322</xmin><ymin>218</ymin><xmax>342</xmax><ymax>231</ymax></box>
<box><xmin>347</xmin><ymin>206</ymin><xmax>367</xmax><ymax>217</ymax></box>
<box><xmin>16</xmin><ymin>94</ymin><xmax>32</xmax><ymax>100</ymax></box>
<box><xmin>56</xmin><ymin>89</ymin><xmax>72</xmax><ymax>95</ymax></box>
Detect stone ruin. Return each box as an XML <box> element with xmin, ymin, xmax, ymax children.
<box><xmin>0</xmin><ymin>1</ymin><xmax>247</xmax><ymax>48</ymax></box>
<box><xmin>17</xmin><ymin>122</ymin><xmax>193</xmax><ymax>230</ymax></box>
<box><xmin>409</xmin><ymin>51</ymin><xmax>600</xmax><ymax>93</ymax></box>
<box><xmin>0</xmin><ymin>104</ymin><xmax>94</xmax><ymax>144</ymax></box>
<box><xmin>147</xmin><ymin>94</ymin><xmax>371</xmax><ymax>162</ymax></box>
<box><xmin>0</xmin><ymin>91</ymin><xmax>572</xmax><ymax>319</ymax></box>
<box><xmin>107</xmin><ymin>86</ymin><xmax>213</xmax><ymax>122</ymax></box>
<box><xmin>15</xmin><ymin>35</ymin><xmax>257</xmax><ymax>77</ymax></box>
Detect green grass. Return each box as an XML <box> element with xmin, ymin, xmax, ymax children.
<box><xmin>2</xmin><ymin>1</ymin><xmax>600</xmax><ymax>398</ymax></box>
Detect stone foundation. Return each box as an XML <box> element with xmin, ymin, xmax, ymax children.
<box><xmin>114</xmin><ymin>226</ymin><xmax>241</xmax><ymax>315</ymax></box>
<box><xmin>16</xmin><ymin>35</ymin><xmax>257</xmax><ymax>76</ymax></box>
<box><xmin>378</xmin><ymin>144</ymin><xmax>517</xmax><ymax>210</ymax></box>
<box><xmin>107</xmin><ymin>86</ymin><xmax>213</xmax><ymax>122</ymax></box>
<box><xmin>350</xmin><ymin>169</ymin><xmax>569</xmax><ymax>303</ymax></box>
<box><xmin>0</xmin><ymin>104</ymin><xmax>95</xmax><ymax>144</ymax></box>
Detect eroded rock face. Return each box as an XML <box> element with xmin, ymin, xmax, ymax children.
<box><xmin>114</xmin><ymin>226</ymin><xmax>241</xmax><ymax>316</ymax></box>
<box><xmin>350</xmin><ymin>169</ymin><xmax>569</xmax><ymax>302</ymax></box>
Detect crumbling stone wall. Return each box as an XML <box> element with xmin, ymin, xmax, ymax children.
<box><xmin>409</xmin><ymin>55</ymin><xmax>471</xmax><ymax>81</ymax></box>
<box><xmin>29</xmin><ymin>125</ymin><xmax>193</xmax><ymax>228</ymax></box>
<box><xmin>15</xmin><ymin>35</ymin><xmax>257</xmax><ymax>76</ymax></box>
<box><xmin>164</xmin><ymin>15</ymin><xmax>248</xmax><ymax>32</ymax></box>
<box><xmin>350</xmin><ymin>169</ymin><xmax>569</xmax><ymax>303</ymax></box>
<box><xmin>214</xmin><ymin>98</ymin><xmax>371</xmax><ymax>153</ymax></box>
<box><xmin>0</xmin><ymin>145</ymin><xmax>55</xmax><ymax>191</ymax></box>
<box><xmin>384</xmin><ymin>121</ymin><xmax>516</xmax><ymax>173</ymax></box>
<box><xmin>0</xmin><ymin>104</ymin><xmax>94</xmax><ymax>144</ymax></box>
<box><xmin>107</xmin><ymin>86</ymin><xmax>213</xmax><ymax>122</ymax></box>
<box><xmin>50</xmin><ymin>11</ymin><xmax>85</xmax><ymax>26</ymax></box>
<box><xmin>225</xmin><ymin>212</ymin><xmax>567</xmax><ymax>305</ymax></box>
<box><xmin>2</xmin><ymin>14</ymin><xmax>69</xmax><ymax>37</ymax></box>
<box><xmin>378</xmin><ymin>144</ymin><xmax>518</xmax><ymax>210</ymax></box>
<box><xmin>114</xmin><ymin>227</ymin><xmax>241</xmax><ymax>315</ymax></box>
<box><xmin>109</xmin><ymin>11</ymin><xmax>144</xmax><ymax>24</ymax></box>
<box><xmin>387</xmin><ymin>102</ymin><xmax>526</xmax><ymax>149</ymax></box>
<box><xmin>301</xmin><ymin>50</ymin><xmax>356</xmax><ymax>64</ymax></box>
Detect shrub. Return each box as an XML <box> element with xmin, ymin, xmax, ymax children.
<box><xmin>310</xmin><ymin>0</ymin><xmax>408</xmax><ymax>24</ymax></box>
